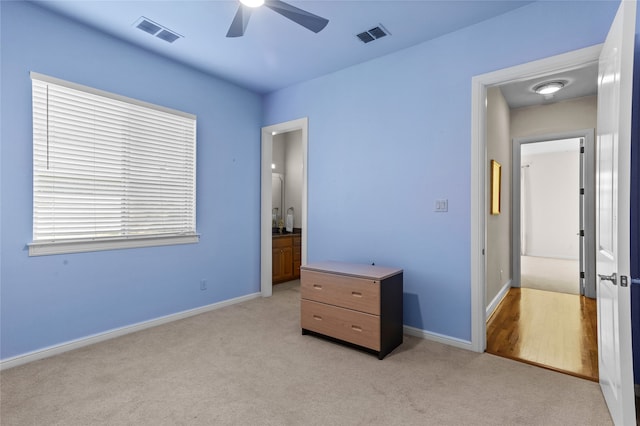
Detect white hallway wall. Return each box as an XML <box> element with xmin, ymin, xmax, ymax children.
<box><xmin>510</xmin><ymin>95</ymin><xmax>597</xmax><ymax>138</ymax></box>
<box><xmin>486</xmin><ymin>87</ymin><xmax>512</xmax><ymax>307</ymax></box>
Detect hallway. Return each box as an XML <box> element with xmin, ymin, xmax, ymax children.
<box><xmin>486</xmin><ymin>287</ymin><xmax>598</xmax><ymax>381</ymax></box>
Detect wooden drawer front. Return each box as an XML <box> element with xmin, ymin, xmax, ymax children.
<box><xmin>301</xmin><ymin>270</ymin><xmax>380</xmax><ymax>315</ymax></box>
<box><xmin>301</xmin><ymin>300</ymin><xmax>380</xmax><ymax>351</ymax></box>
<box><xmin>273</xmin><ymin>236</ymin><xmax>292</xmax><ymax>248</ymax></box>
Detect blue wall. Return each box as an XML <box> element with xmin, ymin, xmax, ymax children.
<box><xmin>0</xmin><ymin>2</ymin><xmax>263</xmax><ymax>360</ymax></box>
<box><xmin>263</xmin><ymin>1</ymin><xmax>620</xmax><ymax>341</ymax></box>
<box><xmin>0</xmin><ymin>0</ymin><xmax>634</xmax><ymax>361</ymax></box>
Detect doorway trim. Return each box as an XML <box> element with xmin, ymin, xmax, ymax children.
<box><xmin>260</xmin><ymin>117</ymin><xmax>308</xmax><ymax>297</ymax></box>
<box><xmin>512</xmin><ymin>130</ymin><xmax>596</xmax><ymax>298</ymax></box>
<box><xmin>470</xmin><ymin>44</ymin><xmax>602</xmax><ymax>352</ymax></box>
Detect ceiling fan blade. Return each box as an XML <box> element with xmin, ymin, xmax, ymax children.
<box><xmin>264</xmin><ymin>0</ymin><xmax>329</xmax><ymax>33</ymax></box>
<box><xmin>226</xmin><ymin>4</ymin><xmax>253</xmax><ymax>38</ymax></box>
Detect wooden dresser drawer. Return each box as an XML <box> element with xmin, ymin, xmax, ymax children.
<box><xmin>301</xmin><ymin>300</ymin><xmax>380</xmax><ymax>351</ymax></box>
<box><xmin>301</xmin><ymin>269</ymin><xmax>380</xmax><ymax>315</ymax></box>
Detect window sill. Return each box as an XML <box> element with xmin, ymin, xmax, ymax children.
<box><xmin>28</xmin><ymin>234</ymin><xmax>200</xmax><ymax>256</ymax></box>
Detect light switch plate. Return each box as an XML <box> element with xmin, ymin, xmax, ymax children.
<box><xmin>435</xmin><ymin>199</ymin><xmax>448</xmax><ymax>212</ymax></box>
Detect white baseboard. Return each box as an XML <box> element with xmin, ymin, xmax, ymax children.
<box><xmin>522</xmin><ymin>253</ymin><xmax>579</xmax><ymax>261</ymax></box>
<box><xmin>0</xmin><ymin>292</ymin><xmax>261</xmax><ymax>371</ymax></box>
<box><xmin>486</xmin><ymin>280</ymin><xmax>511</xmax><ymax>320</ymax></box>
<box><xmin>403</xmin><ymin>325</ymin><xmax>473</xmax><ymax>351</ymax></box>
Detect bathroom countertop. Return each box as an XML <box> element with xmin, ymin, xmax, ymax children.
<box><xmin>272</xmin><ymin>230</ymin><xmax>301</xmax><ymax>238</ymax></box>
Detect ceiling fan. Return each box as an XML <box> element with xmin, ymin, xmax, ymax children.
<box><xmin>226</xmin><ymin>0</ymin><xmax>329</xmax><ymax>38</ymax></box>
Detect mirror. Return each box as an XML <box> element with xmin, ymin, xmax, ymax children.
<box><xmin>272</xmin><ymin>130</ymin><xmax>303</xmax><ymax>235</ymax></box>
<box><xmin>272</xmin><ymin>173</ymin><xmax>284</xmax><ymax>227</ymax></box>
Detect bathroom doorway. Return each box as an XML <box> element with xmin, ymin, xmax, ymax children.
<box><xmin>260</xmin><ymin>118</ymin><xmax>308</xmax><ymax>297</ymax></box>
<box><xmin>271</xmin><ymin>130</ymin><xmax>303</xmax><ymax>286</ymax></box>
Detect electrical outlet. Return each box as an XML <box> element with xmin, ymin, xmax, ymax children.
<box><xmin>200</xmin><ymin>279</ymin><xmax>207</xmax><ymax>291</ymax></box>
<box><xmin>435</xmin><ymin>199</ymin><xmax>448</xmax><ymax>212</ymax></box>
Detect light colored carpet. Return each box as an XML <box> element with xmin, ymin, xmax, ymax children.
<box><xmin>521</xmin><ymin>256</ymin><xmax>581</xmax><ymax>295</ymax></box>
<box><xmin>1</xmin><ymin>280</ymin><xmax>612</xmax><ymax>425</ymax></box>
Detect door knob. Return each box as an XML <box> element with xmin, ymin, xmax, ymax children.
<box><xmin>598</xmin><ymin>272</ymin><xmax>617</xmax><ymax>285</ymax></box>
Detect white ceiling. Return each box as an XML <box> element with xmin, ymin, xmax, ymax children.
<box><xmin>32</xmin><ymin>0</ymin><xmax>537</xmax><ymax>94</ymax></box>
<box><xmin>499</xmin><ymin>61</ymin><xmax>599</xmax><ymax>109</ymax></box>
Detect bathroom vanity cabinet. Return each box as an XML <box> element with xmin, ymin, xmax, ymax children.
<box><xmin>272</xmin><ymin>234</ymin><xmax>301</xmax><ymax>284</ymax></box>
<box><xmin>300</xmin><ymin>261</ymin><xmax>403</xmax><ymax>359</ymax></box>
<box><xmin>293</xmin><ymin>235</ymin><xmax>301</xmax><ymax>278</ymax></box>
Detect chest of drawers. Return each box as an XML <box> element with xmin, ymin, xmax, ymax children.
<box><xmin>300</xmin><ymin>261</ymin><xmax>403</xmax><ymax>359</ymax></box>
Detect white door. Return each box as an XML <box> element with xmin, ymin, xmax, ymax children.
<box><xmin>596</xmin><ymin>0</ymin><xmax>636</xmax><ymax>424</ymax></box>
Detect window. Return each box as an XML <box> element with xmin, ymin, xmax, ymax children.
<box><xmin>29</xmin><ymin>72</ymin><xmax>198</xmax><ymax>256</ymax></box>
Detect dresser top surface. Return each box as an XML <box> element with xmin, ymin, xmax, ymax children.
<box><xmin>301</xmin><ymin>261</ymin><xmax>402</xmax><ymax>280</ymax></box>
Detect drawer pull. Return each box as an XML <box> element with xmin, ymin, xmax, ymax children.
<box><xmin>313</xmin><ymin>284</ymin><xmax>323</xmax><ymax>290</ymax></box>
<box><xmin>351</xmin><ymin>291</ymin><xmax>362</xmax><ymax>297</ymax></box>
<box><xmin>313</xmin><ymin>315</ymin><xmax>322</xmax><ymax>321</ymax></box>
<box><xmin>351</xmin><ymin>325</ymin><xmax>362</xmax><ymax>332</ymax></box>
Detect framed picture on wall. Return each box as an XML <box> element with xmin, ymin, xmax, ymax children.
<box><xmin>491</xmin><ymin>160</ymin><xmax>501</xmax><ymax>215</ymax></box>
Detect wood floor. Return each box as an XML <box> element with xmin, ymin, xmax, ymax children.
<box><xmin>486</xmin><ymin>287</ymin><xmax>598</xmax><ymax>382</ymax></box>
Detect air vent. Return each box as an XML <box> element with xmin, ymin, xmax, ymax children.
<box><xmin>368</xmin><ymin>26</ymin><xmax>387</xmax><ymax>39</ymax></box>
<box><xmin>134</xmin><ymin>17</ymin><xmax>183</xmax><ymax>43</ymax></box>
<box><xmin>357</xmin><ymin>32</ymin><xmax>375</xmax><ymax>43</ymax></box>
<box><xmin>356</xmin><ymin>24</ymin><xmax>389</xmax><ymax>44</ymax></box>
<box><xmin>156</xmin><ymin>30</ymin><xmax>180</xmax><ymax>43</ymax></box>
<box><xmin>136</xmin><ymin>19</ymin><xmax>161</xmax><ymax>35</ymax></box>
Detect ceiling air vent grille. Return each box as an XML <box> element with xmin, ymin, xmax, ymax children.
<box><xmin>136</xmin><ymin>19</ymin><xmax>161</xmax><ymax>35</ymax></box>
<box><xmin>156</xmin><ymin>30</ymin><xmax>180</xmax><ymax>43</ymax></box>
<box><xmin>134</xmin><ymin>17</ymin><xmax>183</xmax><ymax>43</ymax></box>
<box><xmin>357</xmin><ymin>32</ymin><xmax>375</xmax><ymax>43</ymax></box>
<box><xmin>356</xmin><ymin>25</ymin><xmax>389</xmax><ymax>44</ymax></box>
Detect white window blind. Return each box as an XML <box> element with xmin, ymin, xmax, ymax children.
<box><xmin>30</xmin><ymin>72</ymin><xmax>198</xmax><ymax>256</ymax></box>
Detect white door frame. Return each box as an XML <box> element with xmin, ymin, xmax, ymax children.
<box><xmin>470</xmin><ymin>44</ymin><xmax>602</xmax><ymax>352</ymax></box>
<box><xmin>260</xmin><ymin>117</ymin><xmax>308</xmax><ymax>297</ymax></box>
<box><xmin>512</xmin><ymin>130</ymin><xmax>596</xmax><ymax>298</ymax></box>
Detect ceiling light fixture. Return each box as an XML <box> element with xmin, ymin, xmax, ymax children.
<box><xmin>533</xmin><ymin>80</ymin><xmax>566</xmax><ymax>95</ymax></box>
<box><xmin>240</xmin><ymin>0</ymin><xmax>265</xmax><ymax>7</ymax></box>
